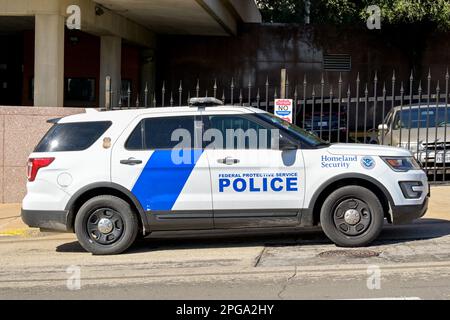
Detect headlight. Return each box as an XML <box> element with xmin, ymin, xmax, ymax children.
<box><xmin>382</xmin><ymin>156</ymin><xmax>422</xmax><ymax>172</ymax></box>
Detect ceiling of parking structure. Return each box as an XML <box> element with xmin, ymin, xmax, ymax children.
<box><xmin>94</xmin><ymin>0</ymin><xmax>231</xmax><ymax>35</ymax></box>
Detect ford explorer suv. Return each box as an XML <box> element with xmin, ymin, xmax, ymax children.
<box><xmin>22</xmin><ymin>98</ymin><xmax>429</xmax><ymax>255</ymax></box>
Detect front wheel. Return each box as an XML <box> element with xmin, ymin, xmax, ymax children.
<box><xmin>74</xmin><ymin>195</ymin><xmax>139</xmax><ymax>255</ymax></box>
<box><xmin>320</xmin><ymin>186</ymin><xmax>384</xmax><ymax>247</ymax></box>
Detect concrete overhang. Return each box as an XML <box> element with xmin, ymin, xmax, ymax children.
<box><xmin>93</xmin><ymin>0</ymin><xmax>262</xmax><ymax>36</ymax></box>
<box><xmin>0</xmin><ymin>0</ymin><xmax>261</xmax><ymax>45</ymax></box>
<box><xmin>0</xmin><ymin>0</ymin><xmax>156</xmax><ymax>47</ymax></box>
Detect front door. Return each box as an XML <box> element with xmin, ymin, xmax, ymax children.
<box><xmin>202</xmin><ymin>111</ymin><xmax>306</xmax><ymax>229</ymax></box>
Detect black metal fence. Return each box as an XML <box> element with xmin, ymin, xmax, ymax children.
<box><xmin>105</xmin><ymin>69</ymin><xmax>450</xmax><ymax>184</ymax></box>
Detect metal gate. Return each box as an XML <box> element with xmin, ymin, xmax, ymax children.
<box><xmin>104</xmin><ymin>69</ymin><xmax>450</xmax><ymax>184</ymax></box>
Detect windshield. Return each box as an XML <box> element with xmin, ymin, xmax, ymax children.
<box><xmin>257</xmin><ymin>113</ymin><xmax>328</xmax><ymax>147</ymax></box>
<box><xmin>394</xmin><ymin>107</ymin><xmax>450</xmax><ymax>129</ymax></box>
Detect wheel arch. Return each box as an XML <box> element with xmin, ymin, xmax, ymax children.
<box><xmin>65</xmin><ymin>182</ymin><xmax>148</xmax><ymax>234</ymax></box>
<box><xmin>308</xmin><ymin>173</ymin><xmax>394</xmax><ymax>226</ymax></box>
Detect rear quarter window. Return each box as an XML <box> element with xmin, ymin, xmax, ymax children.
<box><xmin>34</xmin><ymin>121</ymin><xmax>112</xmax><ymax>152</ymax></box>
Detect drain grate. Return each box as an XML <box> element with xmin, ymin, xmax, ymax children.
<box><xmin>317</xmin><ymin>249</ymin><xmax>380</xmax><ymax>258</ymax></box>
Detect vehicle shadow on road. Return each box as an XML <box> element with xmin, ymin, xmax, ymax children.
<box><xmin>56</xmin><ymin>218</ymin><xmax>450</xmax><ymax>254</ymax></box>
<box><xmin>375</xmin><ymin>218</ymin><xmax>450</xmax><ymax>245</ymax></box>
<box><xmin>56</xmin><ymin>241</ymin><xmax>87</xmax><ymax>253</ymax></box>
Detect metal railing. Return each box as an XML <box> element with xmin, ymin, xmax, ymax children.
<box><xmin>104</xmin><ymin>69</ymin><xmax>450</xmax><ymax>184</ymax></box>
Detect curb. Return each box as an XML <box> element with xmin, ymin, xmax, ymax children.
<box><xmin>0</xmin><ymin>228</ymin><xmax>28</xmax><ymax>236</ymax></box>
<box><xmin>0</xmin><ymin>228</ymin><xmax>44</xmax><ymax>238</ymax></box>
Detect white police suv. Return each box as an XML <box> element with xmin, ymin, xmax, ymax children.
<box><xmin>22</xmin><ymin>98</ymin><xmax>429</xmax><ymax>255</ymax></box>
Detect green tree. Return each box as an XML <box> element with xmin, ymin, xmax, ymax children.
<box><xmin>256</xmin><ymin>0</ymin><xmax>307</xmax><ymax>23</ymax></box>
<box><xmin>256</xmin><ymin>0</ymin><xmax>450</xmax><ymax>30</ymax></box>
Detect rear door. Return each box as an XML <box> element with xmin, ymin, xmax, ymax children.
<box><xmin>111</xmin><ymin>113</ymin><xmax>213</xmax><ymax>231</ymax></box>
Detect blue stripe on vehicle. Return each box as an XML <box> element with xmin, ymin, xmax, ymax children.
<box><xmin>131</xmin><ymin>149</ymin><xmax>203</xmax><ymax>211</ymax></box>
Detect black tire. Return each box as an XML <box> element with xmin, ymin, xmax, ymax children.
<box><xmin>320</xmin><ymin>186</ymin><xmax>384</xmax><ymax>247</ymax></box>
<box><xmin>74</xmin><ymin>195</ymin><xmax>139</xmax><ymax>255</ymax></box>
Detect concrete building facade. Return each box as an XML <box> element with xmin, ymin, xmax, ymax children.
<box><xmin>0</xmin><ymin>0</ymin><xmax>261</xmax><ymax>203</ymax></box>
<box><xmin>0</xmin><ymin>0</ymin><xmax>261</xmax><ymax>108</ymax></box>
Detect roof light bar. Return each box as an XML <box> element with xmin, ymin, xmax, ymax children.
<box><xmin>189</xmin><ymin>97</ymin><xmax>224</xmax><ymax>107</ymax></box>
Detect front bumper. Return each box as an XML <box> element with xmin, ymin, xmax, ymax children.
<box><xmin>390</xmin><ymin>196</ymin><xmax>429</xmax><ymax>225</ymax></box>
<box><xmin>21</xmin><ymin>209</ymin><xmax>70</xmax><ymax>232</ymax></box>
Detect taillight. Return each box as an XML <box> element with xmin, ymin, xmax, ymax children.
<box><xmin>27</xmin><ymin>158</ymin><xmax>55</xmax><ymax>182</ymax></box>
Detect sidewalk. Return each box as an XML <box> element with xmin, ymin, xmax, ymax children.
<box><xmin>427</xmin><ymin>186</ymin><xmax>450</xmax><ymax>221</ymax></box>
<box><xmin>1</xmin><ymin>186</ymin><xmax>449</xmax><ymax>237</ymax></box>
<box><xmin>0</xmin><ymin>204</ymin><xmax>28</xmax><ymax>236</ymax></box>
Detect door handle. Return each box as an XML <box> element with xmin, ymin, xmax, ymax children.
<box><xmin>120</xmin><ymin>158</ymin><xmax>143</xmax><ymax>166</ymax></box>
<box><xmin>217</xmin><ymin>157</ymin><xmax>240</xmax><ymax>165</ymax></box>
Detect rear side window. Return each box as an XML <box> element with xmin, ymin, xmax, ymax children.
<box><xmin>126</xmin><ymin>116</ymin><xmax>196</xmax><ymax>150</ymax></box>
<box><xmin>34</xmin><ymin>121</ymin><xmax>112</xmax><ymax>152</ymax></box>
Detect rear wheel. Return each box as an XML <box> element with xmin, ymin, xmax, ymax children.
<box><xmin>320</xmin><ymin>186</ymin><xmax>384</xmax><ymax>247</ymax></box>
<box><xmin>75</xmin><ymin>195</ymin><xmax>139</xmax><ymax>255</ymax></box>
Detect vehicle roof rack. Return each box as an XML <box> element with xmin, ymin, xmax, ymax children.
<box><xmin>189</xmin><ymin>97</ymin><xmax>224</xmax><ymax>107</ymax></box>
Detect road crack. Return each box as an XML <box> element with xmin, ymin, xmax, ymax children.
<box><xmin>253</xmin><ymin>246</ymin><xmax>266</xmax><ymax>267</ymax></box>
<box><xmin>277</xmin><ymin>266</ymin><xmax>297</xmax><ymax>300</ymax></box>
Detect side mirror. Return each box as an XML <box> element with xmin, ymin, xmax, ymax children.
<box><xmin>279</xmin><ymin>137</ymin><xmax>298</xmax><ymax>151</ymax></box>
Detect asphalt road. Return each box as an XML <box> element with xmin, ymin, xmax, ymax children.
<box><xmin>1</xmin><ymin>218</ymin><xmax>450</xmax><ymax>300</ymax></box>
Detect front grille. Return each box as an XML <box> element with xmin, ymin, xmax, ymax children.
<box><xmin>422</xmin><ymin>142</ymin><xmax>450</xmax><ymax>151</ymax></box>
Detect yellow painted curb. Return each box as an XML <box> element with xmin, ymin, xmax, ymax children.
<box><xmin>0</xmin><ymin>228</ymin><xmax>44</xmax><ymax>238</ymax></box>
<box><xmin>0</xmin><ymin>228</ymin><xmax>29</xmax><ymax>237</ymax></box>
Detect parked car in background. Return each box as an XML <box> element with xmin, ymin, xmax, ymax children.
<box><xmin>378</xmin><ymin>104</ymin><xmax>450</xmax><ymax>174</ymax></box>
<box><xmin>301</xmin><ymin>111</ymin><xmax>347</xmax><ymax>142</ymax></box>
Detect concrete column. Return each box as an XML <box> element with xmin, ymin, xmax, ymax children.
<box><xmin>34</xmin><ymin>14</ymin><xmax>65</xmax><ymax>107</ymax></box>
<box><xmin>100</xmin><ymin>36</ymin><xmax>122</xmax><ymax>108</ymax></box>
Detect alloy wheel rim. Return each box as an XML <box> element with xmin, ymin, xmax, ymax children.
<box><xmin>333</xmin><ymin>198</ymin><xmax>372</xmax><ymax>236</ymax></box>
<box><xmin>87</xmin><ymin>208</ymin><xmax>124</xmax><ymax>245</ymax></box>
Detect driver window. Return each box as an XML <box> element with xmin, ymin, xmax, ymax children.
<box><xmin>204</xmin><ymin>115</ymin><xmax>274</xmax><ymax>150</ymax></box>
